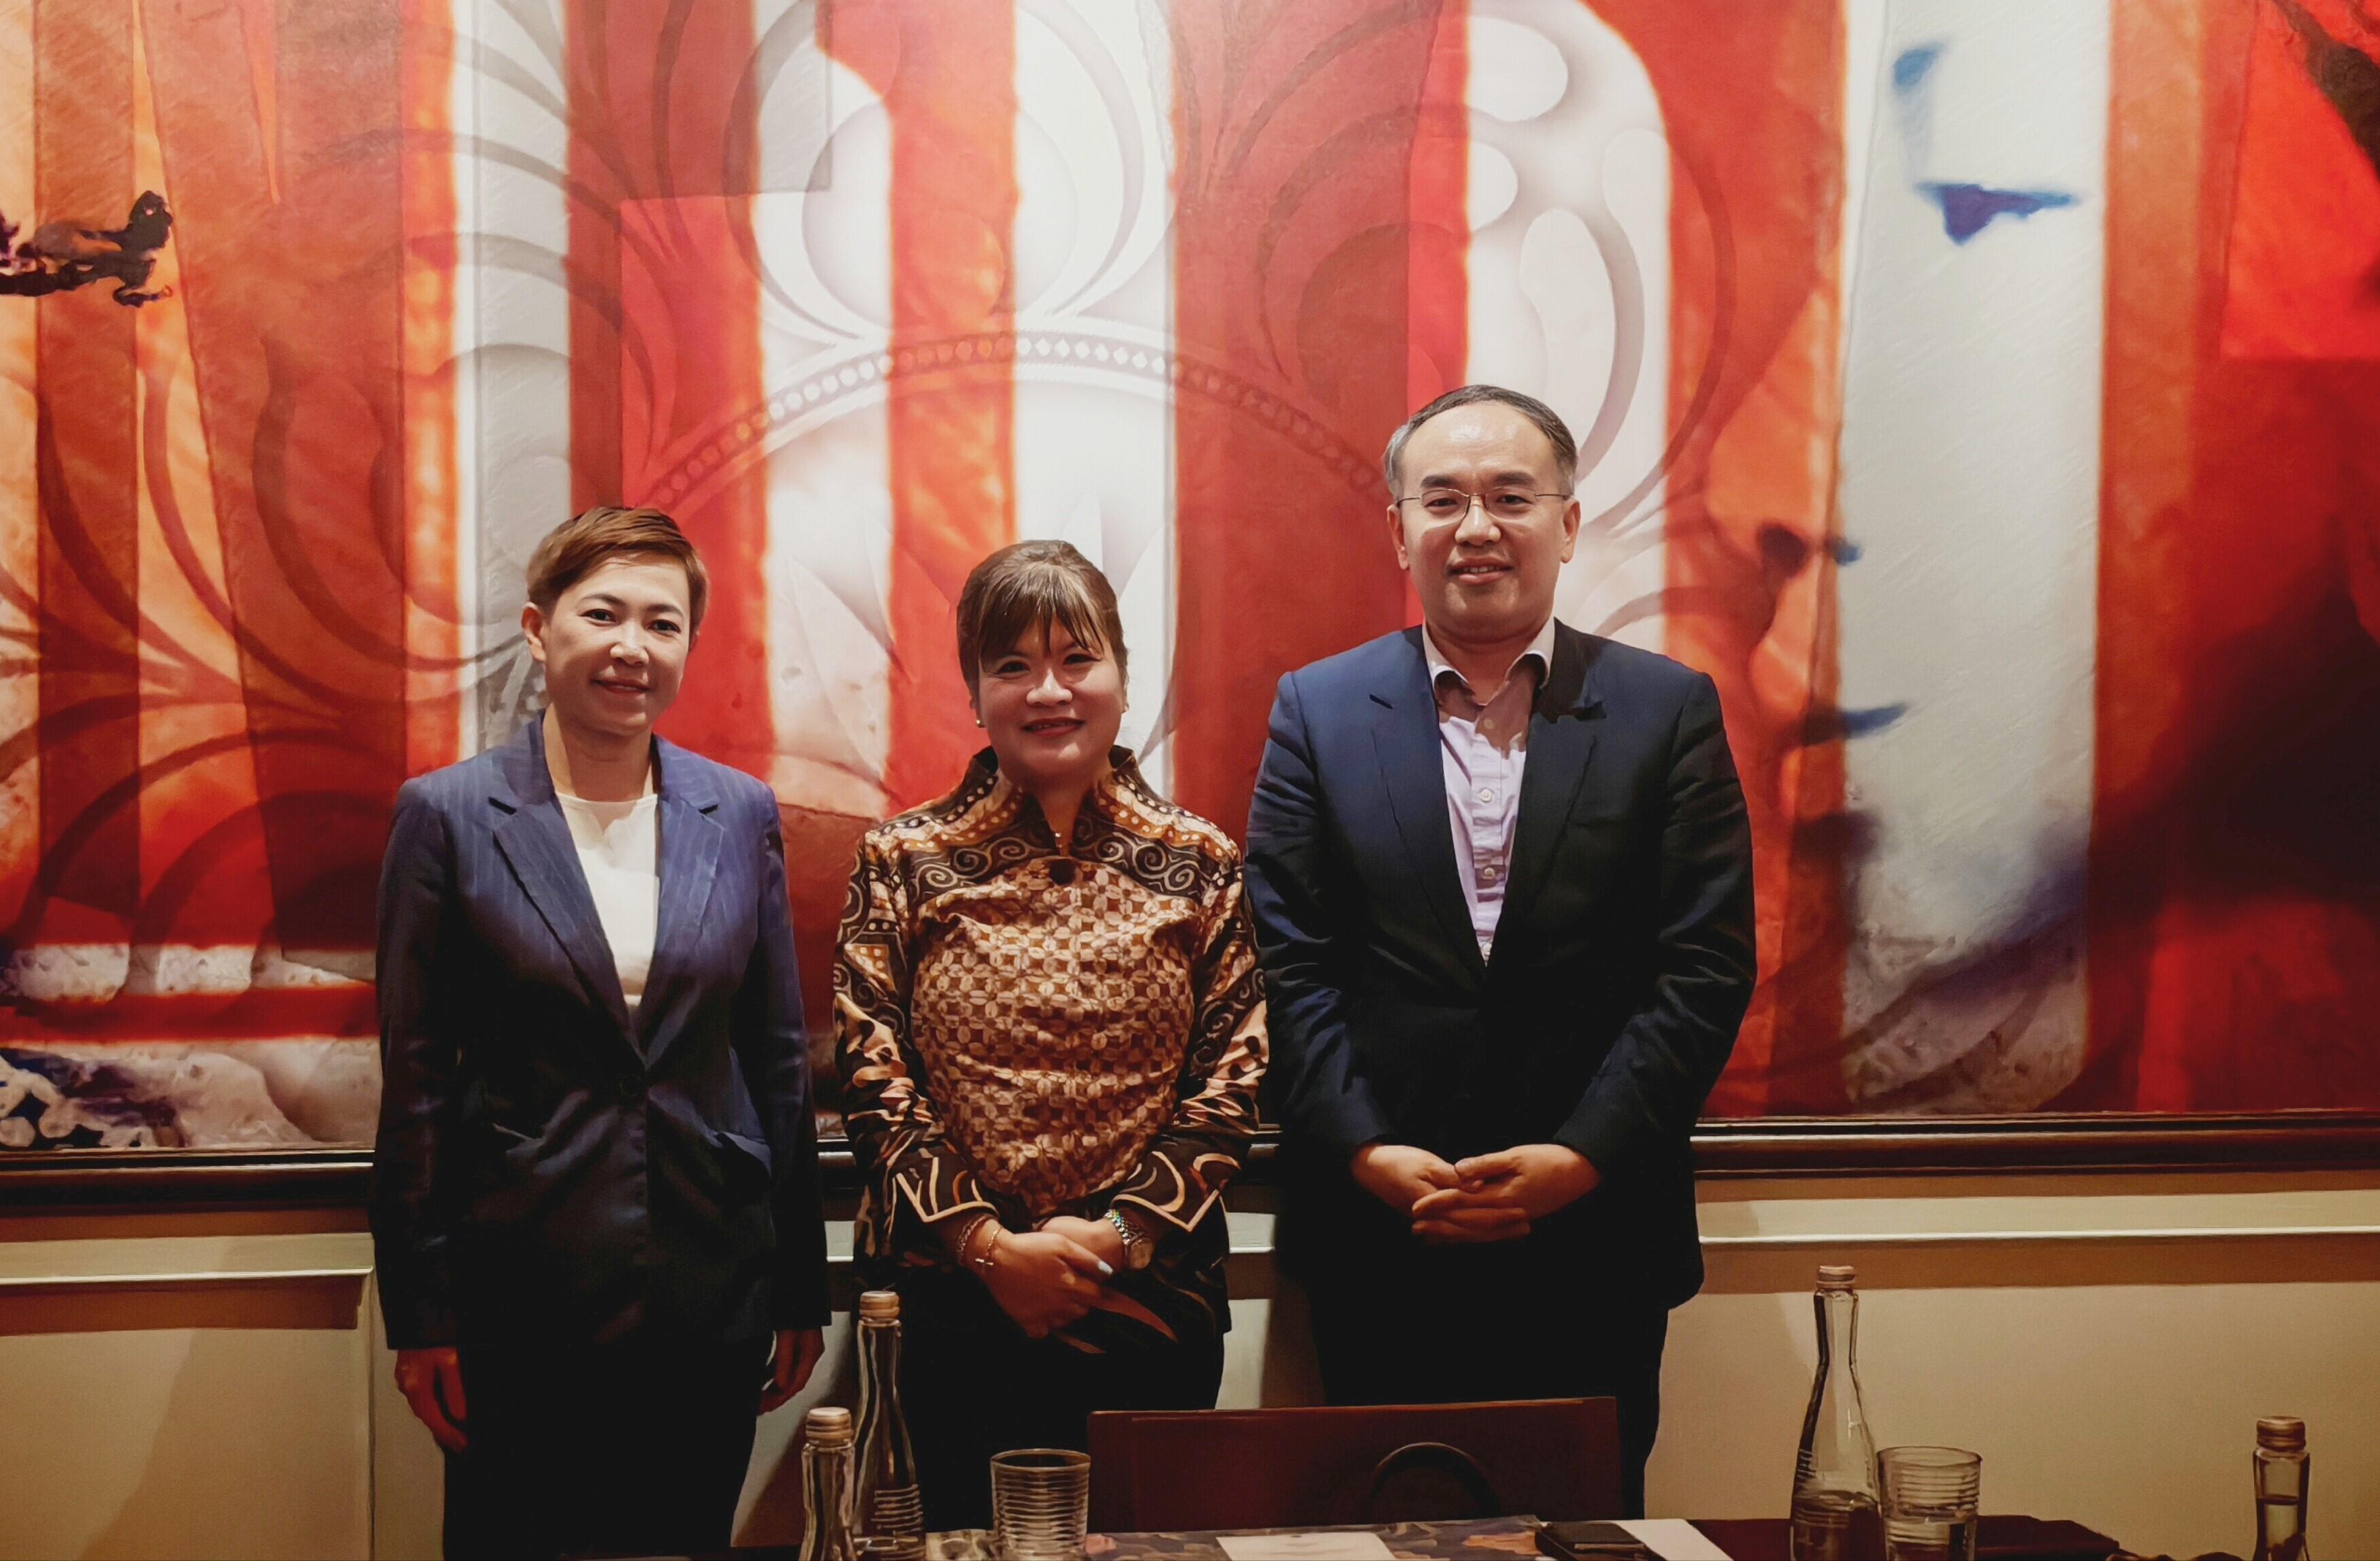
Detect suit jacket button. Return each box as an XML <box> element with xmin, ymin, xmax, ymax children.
<box><xmin>618</xmin><ymin>1075</ymin><xmax>644</xmax><ymax>1103</ymax></box>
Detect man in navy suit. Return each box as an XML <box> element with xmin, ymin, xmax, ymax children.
<box><xmin>1245</xmin><ymin>387</ymin><xmax>1757</xmax><ymax>1516</ymax></box>
<box><xmin>371</xmin><ymin>507</ymin><xmax>829</xmax><ymax>1558</ymax></box>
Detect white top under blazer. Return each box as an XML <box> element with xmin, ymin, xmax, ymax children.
<box><xmin>557</xmin><ymin>791</ymin><xmax>661</xmax><ymax>1010</ymax></box>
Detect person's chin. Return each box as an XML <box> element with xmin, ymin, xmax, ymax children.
<box><xmin>1009</xmin><ymin>730</ymin><xmax>1102</xmax><ymax>776</ymax></box>
<box><xmin>1434</xmin><ymin>589</ymin><xmax>1522</xmax><ymax>633</ymax></box>
<box><xmin>562</xmin><ymin>703</ymin><xmax>654</xmax><ymax>741</ymax></box>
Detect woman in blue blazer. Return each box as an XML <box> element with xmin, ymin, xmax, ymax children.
<box><xmin>370</xmin><ymin>506</ymin><xmax>829</xmax><ymax>1560</ymax></box>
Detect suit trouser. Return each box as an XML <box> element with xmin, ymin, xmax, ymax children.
<box><xmin>897</xmin><ymin>1272</ymin><xmax>1226</xmax><ymax>1533</ymax></box>
<box><xmin>1298</xmin><ymin>1251</ymin><xmax>1671</xmax><ymax>1520</ymax></box>
<box><xmin>441</xmin><ymin>1333</ymin><xmax>767</xmax><ymax>1560</ymax></box>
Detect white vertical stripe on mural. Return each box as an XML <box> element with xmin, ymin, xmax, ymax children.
<box><xmin>1833</xmin><ymin>0</ymin><xmax>2108</xmax><ymax>1107</ymax></box>
<box><xmin>1011</xmin><ymin>0</ymin><xmax>1178</xmax><ymax>793</ymax></box>
<box><xmin>0</xmin><ymin>0</ymin><xmax>38</xmax><ymax>930</ymax></box>
<box><xmin>1839</xmin><ymin>0</ymin><xmax>1892</xmax><ymax>346</ymax></box>
<box><xmin>1465</xmin><ymin>0</ymin><xmax>1668</xmax><ymax>655</ymax></box>
<box><xmin>754</xmin><ymin>12</ymin><xmax>896</xmax><ymax>822</ymax></box>
<box><xmin>457</xmin><ymin>0</ymin><xmax>574</xmax><ymax>751</ymax></box>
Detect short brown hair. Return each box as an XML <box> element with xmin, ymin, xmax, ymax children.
<box><xmin>525</xmin><ymin>505</ymin><xmax>710</xmax><ymax>631</ymax></box>
<box><xmin>955</xmin><ymin>541</ymin><xmax>1127</xmax><ymax>694</ymax></box>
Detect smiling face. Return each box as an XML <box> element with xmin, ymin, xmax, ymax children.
<box><xmin>1387</xmin><ymin>400</ymin><xmax>1581</xmax><ymax>655</ymax></box>
<box><xmin>972</xmin><ymin>617</ymin><xmax>1125</xmax><ymax>799</ymax></box>
<box><xmin>521</xmin><ymin>553</ymin><xmax>693</xmax><ymax>745</ymax></box>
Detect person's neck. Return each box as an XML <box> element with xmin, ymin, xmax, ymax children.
<box><xmin>1025</xmin><ymin>755</ymin><xmax>1112</xmax><ymax>851</ymax></box>
<box><xmin>543</xmin><ymin>706</ymin><xmax>653</xmax><ymax>803</ymax></box>
<box><xmin>1428</xmin><ymin>614</ymin><xmax>1549</xmax><ymax>694</ymax></box>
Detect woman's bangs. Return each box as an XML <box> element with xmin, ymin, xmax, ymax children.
<box><xmin>977</xmin><ymin>568</ymin><xmax>1111</xmax><ymax>666</ymax></box>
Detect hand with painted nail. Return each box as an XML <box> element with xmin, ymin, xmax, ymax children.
<box><xmin>978</xmin><ymin>1227</ymin><xmax>1112</xmax><ymax>1339</ymax></box>
<box><xmin>1039</xmin><ymin>1213</ymin><xmax>1128</xmax><ymax>1274</ymax></box>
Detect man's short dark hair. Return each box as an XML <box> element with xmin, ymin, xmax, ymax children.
<box><xmin>1382</xmin><ymin>384</ymin><xmax>1579</xmax><ymax>495</ymax></box>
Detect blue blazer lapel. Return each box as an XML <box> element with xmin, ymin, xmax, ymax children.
<box><xmin>1495</xmin><ymin>623</ymin><xmax>1604</xmax><ymax>950</ymax></box>
<box><xmin>488</xmin><ymin>719</ymin><xmax>638</xmax><ymax>1047</ymax></box>
<box><xmin>635</xmin><ymin>738</ymin><xmax>727</xmax><ymax>1067</ymax></box>
<box><xmin>1371</xmin><ymin>627</ymin><xmax>1489</xmax><ymax>980</ymax></box>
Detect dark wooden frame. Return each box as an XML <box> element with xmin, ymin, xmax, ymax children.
<box><xmin>9</xmin><ymin>1111</ymin><xmax>2380</xmax><ymax>1213</ymax></box>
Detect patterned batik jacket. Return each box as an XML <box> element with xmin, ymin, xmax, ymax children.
<box><xmin>835</xmin><ymin>747</ymin><xmax>1268</xmax><ymax>1348</ymax></box>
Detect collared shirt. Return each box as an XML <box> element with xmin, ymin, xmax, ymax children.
<box><xmin>1423</xmin><ymin>615</ymin><xmax>1558</xmax><ymax>958</ymax></box>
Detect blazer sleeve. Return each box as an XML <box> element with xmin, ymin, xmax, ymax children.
<box><xmin>1106</xmin><ymin>849</ymin><xmax>1269</xmax><ymax>1240</ymax></box>
<box><xmin>368</xmin><ymin>780</ymin><xmax>463</xmax><ymax>1350</ymax></box>
<box><xmin>833</xmin><ymin>833</ymin><xmax>997</xmax><ymax>1252</ymax></box>
<box><xmin>1243</xmin><ymin>671</ymin><xmax>1395</xmax><ymax>1159</ymax></box>
<box><xmin>1553</xmin><ymin>671</ymin><xmax>1757</xmax><ymax>1175</ymax></box>
<box><xmin>734</xmin><ymin>791</ymin><xmax>831</xmax><ymax>1330</ymax></box>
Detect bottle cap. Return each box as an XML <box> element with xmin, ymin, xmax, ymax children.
<box><xmin>2257</xmin><ymin>1416</ymin><xmax>2306</xmax><ymax>1451</ymax></box>
<box><xmin>858</xmin><ymin>1289</ymin><xmax>902</xmax><ymax>1321</ymax></box>
<box><xmin>1816</xmin><ymin>1264</ymin><xmax>1857</xmax><ymax>1291</ymax></box>
<box><xmin>806</xmin><ymin>1407</ymin><xmax>854</xmax><ymax>1446</ymax></box>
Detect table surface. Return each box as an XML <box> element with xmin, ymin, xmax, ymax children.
<box><xmin>1077</xmin><ymin>1514</ymin><xmax>2121</xmax><ymax>1561</ymax></box>
<box><xmin>711</xmin><ymin>1513</ymin><xmax>2121</xmax><ymax>1561</ymax></box>
<box><xmin>1085</xmin><ymin>1517</ymin><xmax>1544</xmax><ymax>1559</ymax></box>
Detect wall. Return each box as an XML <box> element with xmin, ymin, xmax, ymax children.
<box><xmin>18</xmin><ymin>0</ymin><xmax>2379</xmax><ymax>1152</ymax></box>
<box><xmin>5</xmin><ymin>1169</ymin><xmax>2376</xmax><ymax>1560</ymax></box>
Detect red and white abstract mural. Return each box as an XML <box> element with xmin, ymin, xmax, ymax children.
<box><xmin>2</xmin><ymin>0</ymin><xmax>2375</xmax><ymax>1148</ymax></box>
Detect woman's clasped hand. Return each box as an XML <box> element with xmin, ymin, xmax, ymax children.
<box><xmin>963</xmin><ymin>1220</ymin><xmax>1119</xmax><ymax>1338</ymax></box>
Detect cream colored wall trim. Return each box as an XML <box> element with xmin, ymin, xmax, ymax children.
<box><xmin>0</xmin><ymin>1256</ymin><xmax>367</xmax><ymax>1332</ymax></box>
<box><xmin>0</xmin><ymin>1266</ymin><xmax>371</xmax><ymax>1291</ymax></box>
<box><xmin>1704</xmin><ymin>1224</ymin><xmax>2380</xmax><ymax>1247</ymax></box>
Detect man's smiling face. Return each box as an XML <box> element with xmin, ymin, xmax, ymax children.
<box><xmin>1386</xmin><ymin>400</ymin><xmax>1581</xmax><ymax>654</ymax></box>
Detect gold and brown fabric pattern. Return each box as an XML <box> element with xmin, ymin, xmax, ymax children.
<box><xmin>835</xmin><ymin>747</ymin><xmax>1268</xmax><ymax>1343</ymax></box>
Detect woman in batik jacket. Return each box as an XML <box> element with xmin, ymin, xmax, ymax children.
<box><xmin>835</xmin><ymin>540</ymin><xmax>1267</xmax><ymax>1529</ymax></box>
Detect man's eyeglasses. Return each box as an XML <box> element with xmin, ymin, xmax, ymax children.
<box><xmin>1394</xmin><ymin>487</ymin><xmax>1573</xmax><ymax>522</ymax></box>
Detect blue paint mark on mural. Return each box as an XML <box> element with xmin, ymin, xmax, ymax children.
<box><xmin>1838</xmin><ymin>703</ymin><xmax>1908</xmax><ymax>739</ymax></box>
<box><xmin>1918</xmin><ymin>183</ymin><xmax>2080</xmax><ymax>244</ymax></box>
<box><xmin>1892</xmin><ymin>43</ymin><xmax>1944</xmax><ymax>94</ymax></box>
<box><xmin>1889</xmin><ymin>40</ymin><xmax>2081</xmax><ymax>244</ymax></box>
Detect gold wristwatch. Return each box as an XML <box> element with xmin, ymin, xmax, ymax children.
<box><xmin>1105</xmin><ymin>1207</ymin><xmax>1156</xmax><ymax>1271</ymax></box>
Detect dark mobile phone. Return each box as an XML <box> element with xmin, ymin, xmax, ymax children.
<box><xmin>1532</xmin><ymin>1521</ymin><xmax>1661</xmax><ymax>1561</ymax></box>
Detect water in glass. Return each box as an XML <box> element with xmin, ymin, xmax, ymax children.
<box><xmin>1883</xmin><ymin>1507</ymin><xmax>1978</xmax><ymax>1561</ymax></box>
<box><xmin>990</xmin><ymin>1447</ymin><xmax>1089</xmax><ymax>1561</ymax></box>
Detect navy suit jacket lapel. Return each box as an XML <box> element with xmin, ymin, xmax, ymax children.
<box><xmin>488</xmin><ymin>719</ymin><xmax>638</xmax><ymax>1050</ymax></box>
<box><xmin>1371</xmin><ymin>627</ymin><xmax>1489</xmax><ymax>981</ymax></box>
<box><xmin>635</xmin><ymin>738</ymin><xmax>726</xmax><ymax>1068</ymax></box>
<box><xmin>1496</xmin><ymin>623</ymin><xmax>1604</xmax><ymax>948</ymax></box>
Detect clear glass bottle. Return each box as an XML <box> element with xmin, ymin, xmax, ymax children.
<box><xmin>1789</xmin><ymin>1264</ymin><xmax>1880</xmax><ymax>1560</ymax></box>
<box><xmin>2253</xmin><ymin>1416</ymin><xmax>2310</xmax><ymax>1561</ymax></box>
<box><xmin>853</xmin><ymin>1290</ymin><xmax>926</xmax><ymax>1560</ymax></box>
<box><xmin>799</xmin><ymin>1406</ymin><xmax>862</xmax><ymax>1561</ymax></box>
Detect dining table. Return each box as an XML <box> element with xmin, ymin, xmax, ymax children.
<box><xmin>1068</xmin><ymin>1514</ymin><xmax>2124</xmax><ymax>1561</ymax></box>
<box><xmin>692</xmin><ymin>1511</ymin><xmax>2125</xmax><ymax>1560</ymax></box>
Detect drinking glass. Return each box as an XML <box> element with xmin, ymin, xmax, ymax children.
<box><xmin>989</xmin><ymin>1448</ymin><xmax>1090</xmax><ymax>1561</ymax></box>
<box><xmin>1878</xmin><ymin>1446</ymin><xmax>1981</xmax><ymax>1561</ymax></box>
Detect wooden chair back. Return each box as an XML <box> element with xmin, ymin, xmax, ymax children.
<box><xmin>1086</xmin><ymin>1398</ymin><xmax>1624</xmax><ymax>1533</ymax></box>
